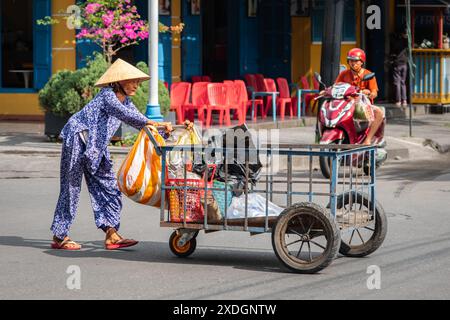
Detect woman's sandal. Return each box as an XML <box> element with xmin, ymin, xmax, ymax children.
<box><xmin>104</xmin><ymin>228</ymin><xmax>138</xmax><ymax>250</ymax></box>
<box><xmin>51</xmin><ymin>237</ymin><xmax>82</xmax><ymax>250</ymax></box>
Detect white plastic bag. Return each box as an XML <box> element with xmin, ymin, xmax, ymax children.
<box><xmin>226</xmin><ymin>193</ymin><xmax>284</xmax><ymax>219</ymax></box>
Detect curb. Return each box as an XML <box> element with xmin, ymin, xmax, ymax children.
<box><xmin>423</xmin><ymin>139</ymin><xmax>450</xmax><ymax>154</ymax></box>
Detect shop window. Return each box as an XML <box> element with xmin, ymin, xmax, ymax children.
<box><xmin>311</xmin><ymin>0</ymin><xmax>356</xmax><ymax>43</ymax></box>
<box><xmin>1</xmin><ymin>0</ymin><xmax>34</xmax><ymax>88</ymax></box>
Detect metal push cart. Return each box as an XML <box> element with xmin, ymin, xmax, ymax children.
<box><xmin>144</xmin><ymin>128</ymin><xmax>387</xmax><ymax>274</ymax></box>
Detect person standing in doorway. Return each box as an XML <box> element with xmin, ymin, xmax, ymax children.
<box><xmin>390</xmin><ymin>32</ymin><xmax>409</xmax><ymax>107</ymax></box>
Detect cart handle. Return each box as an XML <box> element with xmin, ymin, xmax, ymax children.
<box><xmin>143</xmin><ymin>125</ymin><xmax>195</xmax><ymax>156</ymax></box>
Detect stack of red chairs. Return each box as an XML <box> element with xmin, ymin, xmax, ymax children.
<box><xmin>172</xmin><ymin>74</ymin><xmax>305</xmax><ymax>126</ymax></box>
<box><xmin>204</xmin><ymin>83</ymin><xmax>244</xmax><ymax>128</ymax></box>
<box><xmin>182</xmin><ymin>82</ymin><xmax>209</xmax><ymax>125</ymax></box>
<box><xmin>263</xmin><ymin>78</ymin><xmax>294</xmax><ymax>121</ymax></box>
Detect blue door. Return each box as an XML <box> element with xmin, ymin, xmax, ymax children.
<box><xmin>181</xmin><ymin>0</ymin><xmax>202</xmax><ymax>81</ymax></box>
<box><xmin>257</xmin><ymin>0</ymin><xmax>291</xmax><ymax>80</ymax></box>
<box><xmin>33</xmin><ymin>0</ymin><xmax>52</xmax><ymax>89</ymax></box>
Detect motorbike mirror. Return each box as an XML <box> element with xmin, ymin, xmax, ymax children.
<box><xmin>314</xmin><ymin>72</ymin><xmax>326</xmax><ymax>88</ymax></box>
<box><xmin>362</xmin><ymin>73</ymin><xmax>376</xmax><ymax>81</ymax></box>
<box><xmin>314</xmin><ymin>72</ymin><xmax>322</xmax><ymax>83</ymax></box>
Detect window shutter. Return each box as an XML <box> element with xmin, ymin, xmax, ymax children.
<box><xmin>33</xmin><ymin>0</ymin><xmax>52</xmax><ymax>90</ymax></box>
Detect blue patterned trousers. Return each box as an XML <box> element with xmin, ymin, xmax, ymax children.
<box><xmin>50</xmin><ymin>133</ymin><xmax>122</xmax><ymax>239</ymax></box>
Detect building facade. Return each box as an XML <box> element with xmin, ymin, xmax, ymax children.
<box><xmin>1</xmin><ymin>0</ymin><xmax>389</xmax><ymax>120</ymax></box>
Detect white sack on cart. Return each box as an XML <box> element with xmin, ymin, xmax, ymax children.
<box><xmin>226</xmin><ymin>193</ymin><xmax>284</xmax><ymax>219</ymax></box>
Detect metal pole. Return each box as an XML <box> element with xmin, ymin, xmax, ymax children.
<box><xmin>406</xmin><ymin>0</ymin><xmax>414</xmax><ymax>137</ymax></box>
<box><xmin>146</xmin><ymin>0</ymin><xmax>164</xmax><ymax>121</ymax></box>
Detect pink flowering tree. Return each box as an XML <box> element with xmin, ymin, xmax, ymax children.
<box><xmin>76</xmin><ymin>0</ymin><xmax>183</xmax><ymax>65</ymax></box>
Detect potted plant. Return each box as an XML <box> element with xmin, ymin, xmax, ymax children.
<box><xmin>38</xmin><ymin>53</ymin><xmax>106</xmax><ymax>140</ymax></box>
<box><xmin>39</xmin><ymin>53</ymin><xmax>170</xmax><ymax>141</ymax></box>
<box><xmin>37</xmin><ymin>0</ymin><xmax>179</xmax><ymax>140</ymax></box>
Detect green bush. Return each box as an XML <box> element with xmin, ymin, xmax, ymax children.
<box><xmin>133</xmin><ymin>61</ymin><xmax>170</xmax><ymax>116</ymax></box>
<box><xmin>39</xmin><ymin>52</ymin><xmax>170</xmax><ymax>117</ymax></box>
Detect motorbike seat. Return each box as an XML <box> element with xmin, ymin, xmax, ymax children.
<box><xmin>353</xmin><ymin>119</ymin><xmax>370</xmax><ymax>133</ymax></box>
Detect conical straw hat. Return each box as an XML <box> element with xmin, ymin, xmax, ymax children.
<box><xmin>95</xmin><ymin>58</ymin><xmax>150</xmax><ymax>87</ymax></box>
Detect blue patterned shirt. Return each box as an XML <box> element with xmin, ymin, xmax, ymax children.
<box><xmin>60</xmin><ymin>87</ymin><xmax>149</xmax><ymax>174</ymax></box>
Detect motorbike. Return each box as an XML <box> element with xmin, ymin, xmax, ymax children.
<box><xmin>314</xmin><ymin>72</ymin><xmax>387</xmax><ymax>179</ymax></box>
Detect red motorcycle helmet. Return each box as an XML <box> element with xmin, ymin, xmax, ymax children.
<box><xmin>347</xmin><ymin>48</ymin><xmax>366</xmax><ymax>64</ymax></box>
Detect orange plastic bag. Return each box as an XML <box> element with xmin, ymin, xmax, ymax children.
<box><xmin>117</xmin><ymin>127</ymin><xmax>165</xmax><ymax>207</ymax></box>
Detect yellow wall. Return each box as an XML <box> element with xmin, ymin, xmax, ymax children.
<box><xmin>52</xmin><ymin>0</ymin><xmax>76</xmax><ymax>73</ymax></box>
<box><xmin>0</xmin><ymin>0</ymin><xmax>76</xmax><ymax>119</ymax></box>
<box><xmin>0</xmin><ymin>94</ymin><xmax>41</xmax><ymax>119</ymax></box>
<box><xmin>291</xmin><ymin>17</ymin><xmax>311</xmax><ymax>84</ymax></box>
<box><xmin>291</xmin><ymin>4</ymin><xmax>359</xmax><ymax>88</ymax></box>
<box><xmin>171</xmin><ymin>0</ymin><xmax>182</xmax><ymax>83</ymax></box>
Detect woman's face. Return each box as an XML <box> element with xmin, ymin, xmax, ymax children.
<box><xmin>119</xmin><ymin>80</ymin><xmax>140</xmax><ymax>96</ymax></box>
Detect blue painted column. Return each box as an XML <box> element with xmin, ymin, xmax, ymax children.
<box><xmin>146</xmin><ymin>0</ymin><xmax>163</xmax><ymax>121</ymax></box>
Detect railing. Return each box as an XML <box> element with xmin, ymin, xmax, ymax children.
<box><xmin>412</xmin><ymin>49</ymin><xmax>450</xmax><ymax>104</ymax></box>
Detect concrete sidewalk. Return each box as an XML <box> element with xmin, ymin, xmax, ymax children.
<box><xmin>1</xmin><ymin>110</ymin><xmax>450</xmax><ymax>161</ymax></box>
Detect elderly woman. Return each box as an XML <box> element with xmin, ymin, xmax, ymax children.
<box><xmin>50</xmin><ymin>58</ymin><xmax>175</xmax><ymax>250</ymax></box>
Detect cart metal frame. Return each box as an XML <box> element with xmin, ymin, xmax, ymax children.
<box><xmin>144</xmin><ymin>127</ymin><xmax>386</xmax><ymax>273</ymax></box>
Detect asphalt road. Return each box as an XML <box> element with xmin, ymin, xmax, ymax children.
<box><xmin>0</xmin><ymin>149</ymin><xmax>449</xmax><ymax>300</ymax></box>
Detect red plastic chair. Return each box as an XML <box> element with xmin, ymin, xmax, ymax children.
<box><xmin>202</xmin><ymin>76</ymin><xmax>212</xmax><ymax>82</ymax></box>
<box><xmin>254</xmin><ymin>74</ymin><xmax>267</xmax><ymax>92</ymax></box>
<box><xmin>192</xmin><ymin>76</ymin><xmax>203</xmax><ymax>83</ymax></box>
<box><xmin>234</xmin><ymin>80</ymin><xmax>263</xmax><ymax>121</ymax></box>
<box><xmin>263</xmin><ymin>78</ymin><xmax>279</xmax><ymax>118</ymax></box>
<box><xmin>312</xmin><ymin>76</ymin><xmax>320</xmax><ymax>90</ymax></box>
<box><xmin>224</xmin><ymin>82</ymin><xmax>244</xmax><ymax>125</ymax></box>
<box><xmin>276</xmin><ymin>77</ymin><xmax>294</xmax><ymax>120</ymax></box>
<box><xmin>170</xmin><ymin>82</ymin><xmax>191</xmax><ymax>124</ymax></box>
<box><xmin>299</xmin><ymin>75</ymin><xmax>318</xmax><ymax>115</ymax></box>
<box><xmin>205</xmin><ymin>83</ymin><xmax>231</xmax><ymax>128</ymax></box>
<box><xmin>244</xmin><ymin>74</ymin><xmax>270</xmax><ymax>119</ymax></box>
<box><xmin>182</xmin><ymin>82</ymin><xmax>209</xmax><ymax>125</ymax></box>
<box><xmin>244</xmin><ymin>74</ymin><xmax>257</xmax><ymax>95</ymax></box>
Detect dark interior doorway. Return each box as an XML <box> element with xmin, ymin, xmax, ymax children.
<box><xmin>202</xmin><ymin>0</ymin><xmax>228</xmax><ymax>81</ymax></box>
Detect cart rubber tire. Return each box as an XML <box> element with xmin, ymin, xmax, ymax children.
<box><xmin>169</xmin><ymin>231</ymin><xmax>197</xmax><ymax>258</ymax></box>
<box><xmin>336</xmin><ymin>192</ymin><xmax>387</xmax><ymax>257</ymax></box>
<box><xmin>319</xmin><ymin>139</ymin><xmax>344</xmax><ymax>179</ymax></box>
<box><xmin>319</xmin><ymin>154</ymin><xmax>332</xmax><ymax>179</ymax></box>
<box><xmin>272</xmin><ymin>202</ymin><xmax>340</xmax><ymax>274</ymax></box>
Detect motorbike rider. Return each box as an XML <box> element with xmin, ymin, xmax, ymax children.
<box><xmin>335</xmin><ymin>48</ymin><xmax>384</xmax><ymax>146</ymax></box>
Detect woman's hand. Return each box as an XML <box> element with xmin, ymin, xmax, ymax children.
<box><xmin>146</xmin><ymin>120</ymin><xmax>173</xmax><ymax>133</ymax></box>
<box><xmin>361</xmin><ymin>89</ymin><xmax>371</xmax><ymax>96</ymax></box>
<box><xmin>184</xmin><ymin>120</ymin><xmax>194</xmax><ymax>130</ymax></box>
<box><xmin>160</xmin><ymin>122</ymin><xmax>173</xmax><ymax>133</ymax></box>
<box><xmin>146</xmin><ymin>120</ymin><xmax>157</xmax><ymax>127</ymax></box>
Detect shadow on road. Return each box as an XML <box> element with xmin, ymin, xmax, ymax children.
<box><xmin>0</xmin><ymin>235</ymin><xmax>287</xmax><ymax>274</ymax></box>
<box><xmin>379</xmin><ymin>157</ymin><xmax>450</xmax><ymax>182</ymax></box>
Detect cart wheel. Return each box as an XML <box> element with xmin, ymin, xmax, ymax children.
<box><xmin>272</xmin><ymin>202</ymin><xmax>340</xmax><ymax>274</ymax></box>
<box><xmin>335</xmin><ymin>192</ymin><xmax>387</xmax><ymax>257</ymax></box>
<box><xmin>169</xmin><ymin>231</ymin><xmax>197</xmax><ymax>258</ymax></box>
